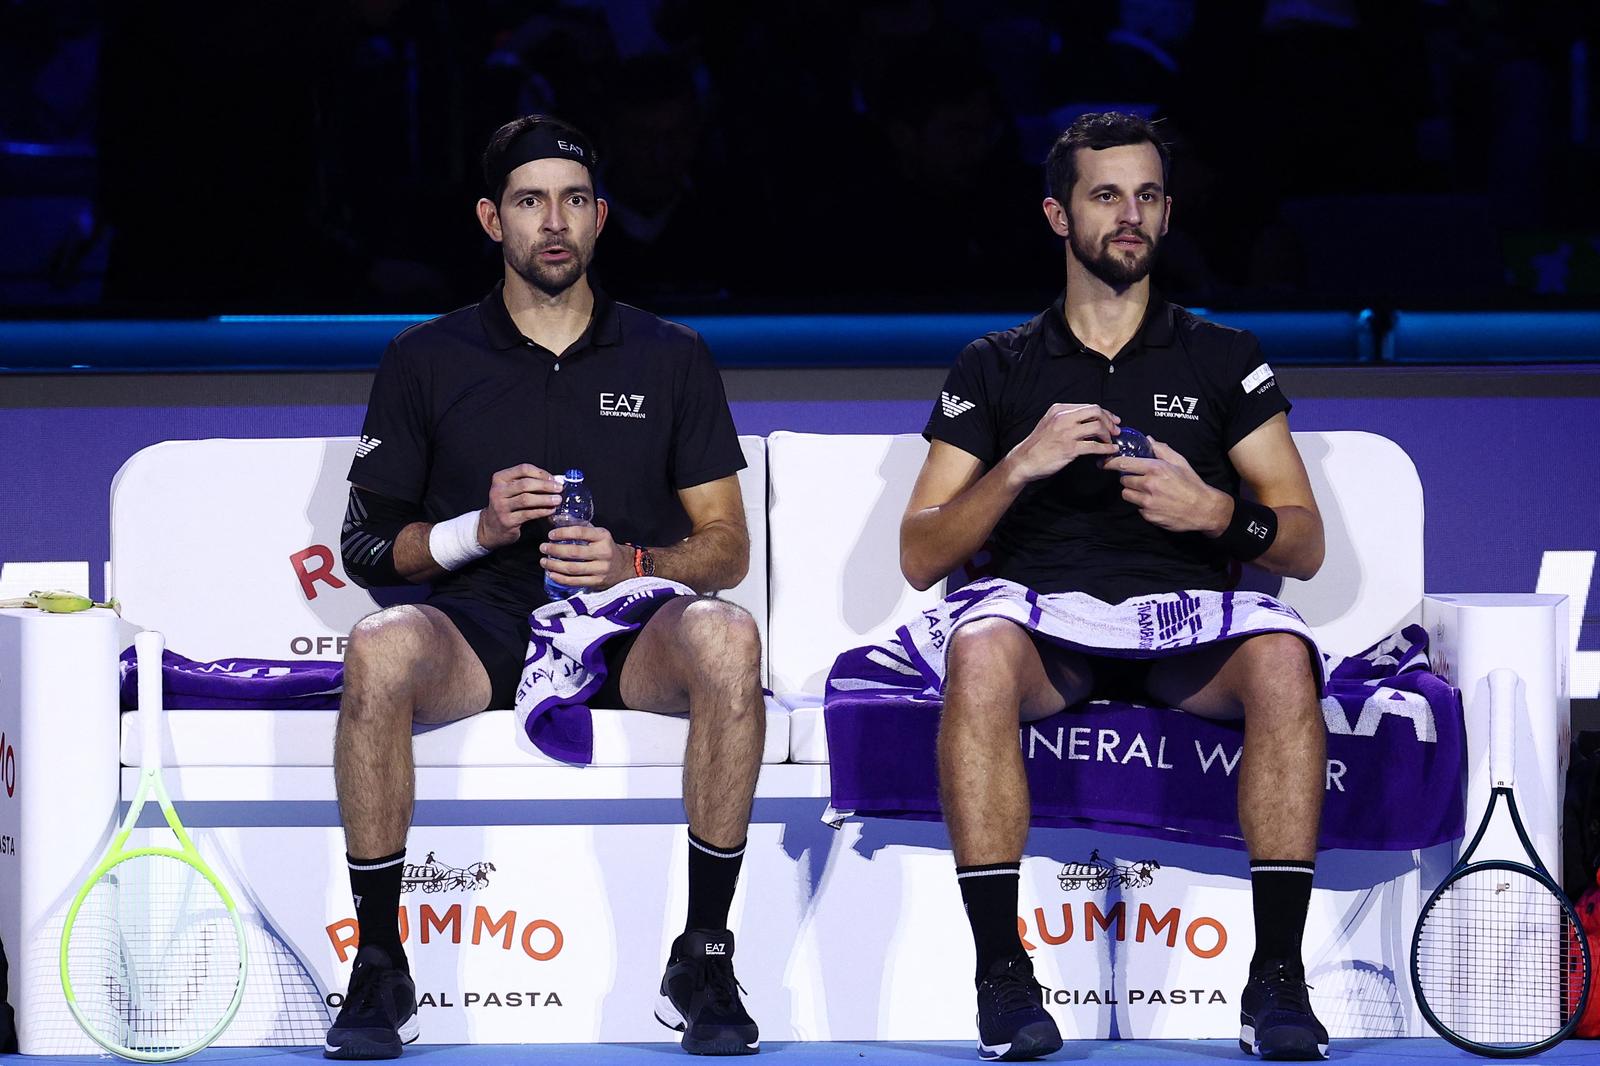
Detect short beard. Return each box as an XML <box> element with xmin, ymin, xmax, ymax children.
<box><xmin>509</xmin><ymin>246</ymin><xmax>588</xmax><ymax>297</ymax></box>
<box><xmin>1069</xmin><ymin>226</ymin><xmax>1158</xmax><ymax>288</ymax></box>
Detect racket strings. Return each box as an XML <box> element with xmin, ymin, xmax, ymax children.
<box><xmin>64</xmin><ymin>854</ymin><xmax>242</xmax><ymax>1055</ymax></box>
<box><xmin>229</xmin><ymin>917</ymin><xmax>335</xmax><ymax>1045</ymax></box>
<box><xmin>1415</xmin><ymin>867</ymin><xmax>1586</xmax><ymax>1048</ymax></box>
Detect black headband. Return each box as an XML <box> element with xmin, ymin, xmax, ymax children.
<box><xmin>489</xmin><ymin>125</ymin><xmax>596</xmax><ymax>195</ymax></box>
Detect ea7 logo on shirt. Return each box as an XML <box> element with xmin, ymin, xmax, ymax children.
<box><xmin>941</xmin><ymin>391</ymin><xmax>976</xmax><ymax>418</ymax></box>
<box><xmin>705</xmin><ymin>943</ymin><xmax>728</xmax><ymax>956</ymax></box>
<box><xmin>599</xmin><ymin>392</ymin><xmax>647</xmax><ymax>419</ymax></box>
<box><xmin>355</xmin><ymin>435</ymin><xmax>382</xmax><ymax>458</ymax></box>
<box><xmin>1152</xmin><ymin>394</ymin><xmax>1199</xmax><ymax>421</ymax></box>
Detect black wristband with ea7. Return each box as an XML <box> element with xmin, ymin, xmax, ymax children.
<box><xmin>1217</xmin><ymin>498</ymin><xmax>1278</xmax><ymax>561</ymax></box>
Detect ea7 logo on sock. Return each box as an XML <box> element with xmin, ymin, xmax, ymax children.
<box><xmin>1153</xmin><ymin>394</ymin><xmax>1199</xmax><ymax>420</ymax></box>
<box><xmin>600</xmin><ymin>392</ymin><xmax>647</xmax><ymax>419</ymax></box>
<box><xmin>940</xmin><ymin>391</ymin><xmax>976</xmax><ymax>418</ymax></box>
<box><xmin>705</xmin><ymin>943</ymin><xmax>728</xmax><ymax>956</ymax></box>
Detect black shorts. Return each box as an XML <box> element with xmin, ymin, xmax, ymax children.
<box><xmin>429</xmin><ymin>595</ymin><xmax>666</xmax><ymax>712</ymax></box>
<box><xmin>1029</xmin><ymin>633</ymin><xmax>1155</xmax><ymax>705</ymax></box>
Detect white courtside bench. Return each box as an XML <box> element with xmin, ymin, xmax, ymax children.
<box><xmin>0</xmin><ymin>431</ymin><xmax>1571</xmax><ymax>1049</ymax></box>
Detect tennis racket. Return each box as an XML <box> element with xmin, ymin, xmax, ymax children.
<box><xmin>59</xmin><ymin>630</ymin><xmax>248</xmax><ymax>1061</ymax></box>
<box><xmin>1411</xmin><ymin>668</ymin><xmax>1591</xmax><ymax>1056</ymax></box>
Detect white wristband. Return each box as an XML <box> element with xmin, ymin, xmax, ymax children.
<box><xmin>428</xmin><ymin>510</ymin><xmax>491</xmax><ymax>571</ymax></box>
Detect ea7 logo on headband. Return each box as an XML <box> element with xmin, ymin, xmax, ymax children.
<box><xmin>557</xmin><ymin>140</ymin><xmax>585</xmax><ymax>158</ymax></box>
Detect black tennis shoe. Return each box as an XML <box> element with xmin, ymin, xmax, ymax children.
<box><xmin>975</xmin><ymin>953</ymin><xmax>1063</xmax><ymax>1061</ymax></box>
<box><xmin>1239</xmin><ymin>961</ymin><xmax>1328</xmax><ymax>1060</ymax></box>
<box><xmin>324</xmin><ymin>945</ymin><xmax>419</xmax><ymax>1059</ymax></box>
<box><xmin>655</xmin><ymin>929</ymin><xmax>760</xmax><ymax>1055</ymax></box>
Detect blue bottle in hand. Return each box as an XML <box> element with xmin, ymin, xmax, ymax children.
<box><xmin>543</xmin><ymin>469</ymin><xmax>592</xmax><ymax>601</ymax></box>
<box><xmin>1114</xmin><ymin>426</ymin><xmax>1155</xmax><ymax>459</ymax></box>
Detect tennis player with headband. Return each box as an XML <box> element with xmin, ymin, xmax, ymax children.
<box><xmin>329</xmin><ymin>114</ymin><xmax>764</xmax><ymax>1058</ymax></box>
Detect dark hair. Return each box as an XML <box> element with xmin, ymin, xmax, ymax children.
<box><xmin>481</xmin><ymin>114</ymin><xmax>598</xmax><ymax>204</ymax></box>
<box><xmin>1045</xmin><ymin>112</ymin><xmax>1170</xmax><ymax>204</ymax></box>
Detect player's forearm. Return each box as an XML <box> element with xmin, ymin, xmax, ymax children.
<box><xmin>901</xmin><ymin>457</ymin><xmax>1027</xmax><ymax>591</ymax></box>
<box><xmin>650</xmin><ymin>519</ymin><xmax>749</xmax><ymax>594</ymax></box>
<box><xmin>390</xmin><ymin>521</ymin><xmax>449</xmax><ymax>583</ymax></box>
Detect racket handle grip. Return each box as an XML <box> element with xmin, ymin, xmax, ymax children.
<box><xmin>135</xmin><ymin>630</ymin><xmax>166</xmax><ymax>771</ymax></box>
<box><xmin>1488</xmin><ymin>667</ymin><xmax>1518</xmax><ymax>788</ymax></box>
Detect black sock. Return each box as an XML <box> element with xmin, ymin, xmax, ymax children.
<box><xmin>685</xmin><ymin>831</ymin><xmax>745</xmax><ymax>935</ymax></box>
<box><xmin>957</xmin><ymin>862</ymin><xmax>1023</xmax><ymax>982</ymax></box>
<box><xmin>348</xmin><ymin>849</ymin><xmax>407</xmax><ymax>970</ymax></box>
<box><xmin>1249</xmin><ymin>859</ymin><xmax>1315</xmax><ymax>975</ymax></box>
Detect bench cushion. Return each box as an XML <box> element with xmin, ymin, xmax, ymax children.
<box><xmin>121</xmin><ymin>700</ymin><xmax>792</xmax><ymax>768</ymax></box>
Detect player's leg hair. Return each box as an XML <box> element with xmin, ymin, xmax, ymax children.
<box><xmin>618</xmin><ymin>596</ymin><xmax>766</xmax><ymax>849</ymax></box>
<box><xmin>938</xmin><ymin>619</ymin><xmax>1093</xmax><ymax>866</ymax></box>
<box><xmin>1143</xmin><ymin>631</ymin><xmax>1325</xmax><ymax>859</ymax></box>
<box><xmin>335</xmin><ymin>604</ymin><xmax>493</xmax><ymax>858</ymax></box>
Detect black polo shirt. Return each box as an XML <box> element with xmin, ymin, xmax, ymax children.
<box><xmin>349</xmin><ymin>280</ymin><xmax>746</xmax><ymax>616</ymax></box>
<box><xmin>924</xmin><ymin>291</ymin><xmax>1291</xmax><ymax>603</ymax></box>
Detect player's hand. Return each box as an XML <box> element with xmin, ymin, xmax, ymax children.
<box><xmin>477</xmin><ymin>464</ymin><xmax>564</xmax><ymax>550</ymax></box>
<box><xmin>1005</xmin><ymin>403</ymin><xmax>1121</xmax><ymax>484</ymax></box>
<box><xmin>1105</xmin><ymin>438</ymin><xmax>1232</xmax><ymax>534</ymax></box>
<box><xmin>540</xmin><ymin>524</ymin><xmax>632</xmax><ymax>590</ymax></box>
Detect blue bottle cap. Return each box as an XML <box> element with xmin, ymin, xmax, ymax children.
<box><xmin>564</xmin><ymin>468</ymin><xmax>584</xmax><ymax>482</ymax></box>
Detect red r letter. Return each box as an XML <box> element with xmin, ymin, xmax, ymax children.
<box><xmin>290</xmin><ymin>545</ymin><xmax>347</xmax><ymax>600</ymax></box>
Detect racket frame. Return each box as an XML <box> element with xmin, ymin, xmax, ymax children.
<box><xmin>58</xmin><ymin>631</ymin><xmax>249</xmax><ymax>1062</ymax></box>
<box><xmin>1410</xmin><ymin>669</ymin><xmax>1592</xmax><ymax>1057</ymax></box>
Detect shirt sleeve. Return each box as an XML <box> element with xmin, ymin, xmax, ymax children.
<box><xmin>1220</xmin><ymin>330</ymin><xmax>1292</xmax><ymax>451</ymax></box>
<box><xmin>670</xmin><ymin>335</ymin><xmax>748</xmax><ymax>490</ymax></box>
<box><xmin>347</xmin><ymin>339</ymin><xmax>431</xmax><ymax>503</ymax></box>
<box><xmin>923</xmin><ymin>340</ymin><xmax>1000</xmax><ymax>465</ymax></box>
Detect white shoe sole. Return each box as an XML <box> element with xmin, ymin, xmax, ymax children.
<box><xmin>655</xmin><ymin>993</ymin><xmax>759</xmax><ymax>1053</ymax></box>
<box><xmin>1239</xmin><ymin>1022</ymin><xmax>1328</xmax><ymax>1059</ymax></box>
<box><xmin>656</xmin><ymin>993</ymin><xmax>688</xmax><ymax>1032</ymax></box>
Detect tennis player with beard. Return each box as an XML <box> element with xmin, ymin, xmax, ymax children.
<box><xmin>901</xmin><ymin>112</ymin><xmax>1330</xmax><ymax>1060</ymax></box>
<box><xmin>328</xmin><ymin>114</ymin><xmax>764</xmax><ymax>1058</ymax></box>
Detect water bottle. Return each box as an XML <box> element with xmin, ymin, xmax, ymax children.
<box><xmin>543</xmin><ymin>468</ymin><xmax>592</xmax><ymax>601</ymax></box>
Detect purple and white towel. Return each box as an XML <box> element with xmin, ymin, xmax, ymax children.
<box><xmin>824</xmin><ymin>579</ymin><xmax>1464</xmax><ymax>852</ymax></box>
<box><xmin>118</xmin><ymin>648</ymin><xmax>343</xmax><ymax>710</ymax></box>
<box><xmin>514</xmin><ymin>577</ymin><xmax>695</xmax><ymax>765</ymax></box>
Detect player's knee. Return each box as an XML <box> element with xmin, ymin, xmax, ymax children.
<box><xmin>945</xmin><ymin>618</ymin><xmax>1029</xmax><ymax>695</ymax></box>
<box><xmin>679</xmin><ymin>598</ymin><xmax>762</xmax><ymax>683</ymax></box>
<box><xmin>1238</xmin><ymin>632</ymin><xmax>1318</xmax><ymax>710</ymax></box>
<box><xmin>343</xmin><ymin>608</ymin><xmax>430</xmax><ymax>710</ymax></box>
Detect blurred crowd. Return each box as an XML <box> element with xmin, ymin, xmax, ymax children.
<box><xmin>2</xmin><ymin>0</ymin><xmax>1598</xmax><ymax>314</ymax></box>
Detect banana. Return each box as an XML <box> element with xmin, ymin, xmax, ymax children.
<box><xmin>29</xmin><ymin>589</ymin><xmax>95</xmax><ymax>613</ymax></box>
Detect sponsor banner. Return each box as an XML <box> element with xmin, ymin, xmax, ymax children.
<box><xmin>12</xmin><ymin>819</ymin><xmax>1429</xmax><ymax>1048</ymax></box>
<box><xmin>788</xmin><ymin>824</ymin><xmax>1429</xmax><ymax>1040</ymax></box>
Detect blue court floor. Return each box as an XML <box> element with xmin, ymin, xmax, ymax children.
<box><xmin>18</xmin><ymin>1042</ymin><xmax>1600</xmax><ymax>1065</ymax></box>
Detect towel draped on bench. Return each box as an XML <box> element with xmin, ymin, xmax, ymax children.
<box><xmin>823</xmin><ymin>579</ymin><xmax>1465</xmax><ymax>852</ymax></box>
<box><xmin>117</xmin><ymin>648</ymin><xmax>343</xmax><ymax>710</ymax></box>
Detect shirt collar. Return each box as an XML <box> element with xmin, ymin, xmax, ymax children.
<box><xmin>478</xmin><ymin>278</ymin><xmax>621</xmax><ymax>352</ymax></box>
<box><xmin>1043</xmin><ymin>288</ymin><xmax>1176</xmax><ymax>358</ymax></box>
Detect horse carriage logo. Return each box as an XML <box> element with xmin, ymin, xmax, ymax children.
<box><xmin>401</xmin><ymin>851</ymin><xmax>497</xmax><ymax>894</ymax></box>
<box><xmin>1057</xmin><ymin>849</ymin><xmax>1161</xmax><ymax>892</ymax></box>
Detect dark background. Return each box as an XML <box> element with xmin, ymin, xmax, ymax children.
<box><xmin>4</xmin><ymin>0</ymin><xmax>1599</xmax><ymax>318</ymax></box>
